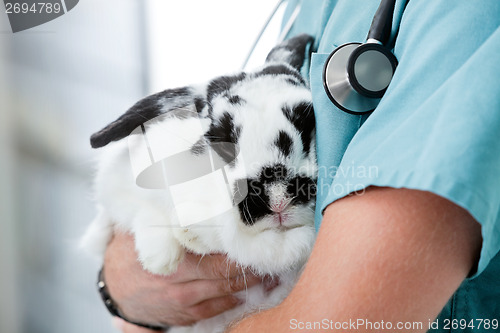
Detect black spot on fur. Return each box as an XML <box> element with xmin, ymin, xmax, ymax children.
<box><xmin>274</xmin><ymin>131</ymin><xmax>293</xmax><ymax>157</ymax></box>
<box><xmin>207</xmin><ymin>73</ymin><xmax>247</xmax><ymax>102</ymax></box>
<box><xmin>227</xmin><ymin>95</ymin><xmax>244</xmax><ymax>105</ymax></box>
<box><xmin>207</xmin><ymin>112</ymin><xmax>240</xmax><ymax>144</ymax></box>
<box><xmin>282</xmin><ymin>102</ymin><xmax>315</xmax><ymax>155</ymax></box>
<box><xmin>205</xmin><ymin>112</ymin><xmax>241</xmax><ymax>165</ymax></box>
<box><xmin>255</xmin><ymin>65</ymin><xmax>306</xmax><ymax>86</ymax></box>
<box><xmin>90</xmin><ymin>87</ymin><xmax>192</xmax><ymax>148</ymax></box>
<box><xmin>194</xmin><ymin>97</ymin><xmax>206</xmax><ymax>113</ymax></box>
<box><xmin>260</xmin><ymin>164</ymin><xmax>288</xmax><ymax>184</ymax></box>
<box><xmin>287</xmin><ymin>175</ymin><xmax>316</xmax><ymax>205</ymax></box>
<box><xmin>237</xmin><ymin>178</ymin><xmax>272</xmax><ymax>226</ymax></box>
<box><xmin>238</xmin><ymin>164</ymin><xmax>287</xmax><ymax>226</ymax></box>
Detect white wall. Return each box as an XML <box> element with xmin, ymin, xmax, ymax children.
<box><xmin>0</xmin><ymin>1</ymin><xmax>284</xmax><ymax>332</ymax></box>
<box><xmin>0</xmin><ymin>14</ymin><xmax>21</xmax><ymax>333</ymax></box>
<box><xmin>145</xmin><ymin>0</ymin><xmax>284</xmax><ymax>92</ymax></box>
<box><xmin>1</xmin><ymin>1</ymin><xmax>146</xmax><ymax>332</ymax></box>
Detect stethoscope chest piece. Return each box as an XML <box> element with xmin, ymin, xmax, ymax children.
<box><xmin>322</xmin><ymin>0</ymin><xmax>399</xmax><ymax>115</ymax></box>
<box><xmin>323</xmin><ymin>42</ymin><xmax>397</xmax><ymax>114</ymax></box>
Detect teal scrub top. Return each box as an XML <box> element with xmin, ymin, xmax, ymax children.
<box><xmin>282</xmin><ymin>0</ymin><xmax>500</xmax><ymax>330</ymax></box>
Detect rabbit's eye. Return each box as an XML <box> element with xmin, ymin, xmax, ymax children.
<box><xmin>281</xmin><ymin>102</ymin><xmax>315</xmax><ymax>155</ymax></box>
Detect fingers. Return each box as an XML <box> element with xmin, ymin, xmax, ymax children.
<box><xmin>209</xmin><ymin>272</ymin><xmax>263</xmax><ymax>296</ymax></box>
<box><xmin>168</xmin><ymin>273</ymin><xmax>263</xmax><ymax>307</ymax></box>
<box><xmin>112</xmin><ymin>294</ymin><xmax>242</xmax><ymax>330</ymax></box>
<box><xmin>171</xmin><ymin>253</ymin><xmax>258</xmax><ymax>282</ymax></box>
<box><xmin>186</xmin><ymin>295</ymin><xmax>243</xmax><ymax>320</ymax></box>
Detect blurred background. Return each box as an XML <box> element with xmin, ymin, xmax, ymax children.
<box><xmin>0</xmin><ymin>1</ymin><xmax>283</xmax><ymax>332</ymax></box>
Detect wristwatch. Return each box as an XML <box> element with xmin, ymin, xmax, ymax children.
<box><xmin>97</xmin><ymin>267</ymin><xmax>170</xmax><ymax>331</ymax></box>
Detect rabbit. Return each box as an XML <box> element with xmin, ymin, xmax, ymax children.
<box><xmin>82</xmin><ymin>34</ymin><xmax>317</xmax><ymax>333</ymax></box>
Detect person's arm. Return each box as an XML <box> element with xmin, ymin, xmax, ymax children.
<box><xmin>103</xmin><ymin>232</ymin><xmax>264</xmax><ymax>331</ymax></box>
<box><xmin>229</xmin><ymin>187</ymin><xmax>482</xmax><ymax>332</ymax></box>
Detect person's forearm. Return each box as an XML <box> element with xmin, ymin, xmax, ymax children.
<box><xmin>228</xmin><ymin>187</ymin><xmax>482</xmax><ymax>332</ymax></box>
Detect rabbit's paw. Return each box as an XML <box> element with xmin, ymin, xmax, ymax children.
<box><xmin>135</xmin><ymin>227</ymin><xmax>184</xmax><ymax>275</ymax></box>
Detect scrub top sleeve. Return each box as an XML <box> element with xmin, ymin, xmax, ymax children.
<box><xmin>319</xmin><ymin>0</ymin><xmax>500</xmax><ymax>276</ymax></box>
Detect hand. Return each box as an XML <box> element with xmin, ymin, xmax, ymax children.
<box><xmin>103</xmin><ymin>231</ymin><xmax>264</xmax><ymax>329</ymax></box>
<box><xmin>112</xmin><ymin>317</ymin><xmax>159</xmax><ymax>333</ymax></box>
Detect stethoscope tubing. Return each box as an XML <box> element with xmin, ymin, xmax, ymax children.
<box><xmin>242</xmin><ymin>0</ymin><xmax>399</xmax><ymax>115</ymax></box>
<box><xmin>241</xmin><ymin>0</ymin><xmax>300</xmax><ymax>70</ymax></box>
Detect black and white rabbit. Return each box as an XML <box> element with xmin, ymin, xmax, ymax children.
<box><xmin>82</xmin><ymin>34</ymin><xmax>317</xmax><ymax>332</ymax></box>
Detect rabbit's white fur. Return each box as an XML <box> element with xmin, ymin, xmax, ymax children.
<box><xmin>83</xmin><ymin>35</ymin><xmax>317</xmax><ymax>332</ymax></box>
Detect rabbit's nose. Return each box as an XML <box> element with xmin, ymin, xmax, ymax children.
<box><xmin>270</xmin><ymin>197</ymin><xmax>292</xmax><ymax>213</ymax></box>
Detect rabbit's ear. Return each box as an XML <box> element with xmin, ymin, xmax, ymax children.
<box><xmin>265</xmin><ymin>34</ymin><xmax>314</xmax><ymax>71</ymax></box>
<box><xmin>90</xmin><ymin>87</ymin><xmax>206</xmax><ymax>148</ymax></box>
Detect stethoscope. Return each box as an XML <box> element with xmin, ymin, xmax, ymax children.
<box><xmin>244</xmin><ymin>0</ymin><xmax>399</xmax><ymax>115</ymax></box>
<box><xmin>323</xmin><ymin>0</ymin><xmax>398</xmax><ymax>114</ymax></box>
